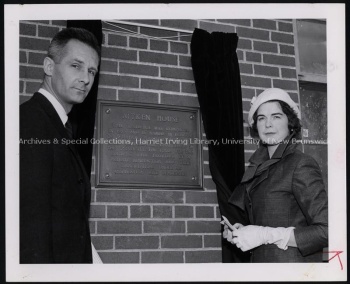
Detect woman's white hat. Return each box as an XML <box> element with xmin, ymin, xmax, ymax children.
<box><xmin>247</xmin><ymin>88</ymin><xmax>301</xmax><ymax>127</ymax></box>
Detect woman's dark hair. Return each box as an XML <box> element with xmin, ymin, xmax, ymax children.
<box><xmin>48</xmin><ymin>27</ymin><xmax>101</xmax><ymax>63</ymax></box>
<box><xmin>250</xmin><ymin>100</ymin><xmax>302</xmax><ymax>140</ymax></box>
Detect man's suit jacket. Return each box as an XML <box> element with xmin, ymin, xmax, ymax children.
<box><xmin>229</xmin><ymin>135</ymin><xmax>328</xmax><ymax>262</ymax></box>
<box><xmin>20</xmin><ymin>92</ymin><xmax>92</xmax><ymax>263</ymax></box>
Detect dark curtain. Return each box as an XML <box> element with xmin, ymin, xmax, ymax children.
<box><xmin>191</xmin><ymin>28</ymin><xmax>250</xmax><ymax>262</ymax></box>
<box><xmin>67</xmin><ymin>20</ymin><xmax>102</xmax><ymax>177</ymax></box>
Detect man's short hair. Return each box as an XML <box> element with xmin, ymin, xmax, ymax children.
<box><xmin>48</xmin><ymin>27</ymin><xmax>101</xmax><ymax>63</ymax></box>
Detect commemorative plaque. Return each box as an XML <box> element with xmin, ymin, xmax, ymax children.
<box><xmin>96</xmin><ymin>101</ymin><xmax>203</xmax><ymax>189</ymax></box>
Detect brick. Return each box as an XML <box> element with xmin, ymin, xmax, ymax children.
<box><xmin>99</xmin><ymin>74</ymin><xmax>139</xmax><ymax>88</ymax></box>
<box><xmin>237</xmin><ymin>50</ymin><xmax>243</xmax><ymax>61</ymax></box>
<box><xmin>175</xmin><ymin>205</ymin><xmax>193</xmax><ymax>218</ymax></box>
<box><xmin>107</xmin><ymin>34</ymin><xmax>127</xmax><ymax>47</ymax></box>
<box><xmin>237</xmin><ymin>27</ymin><xmax>269</xmax><ymax>40</ymax></box>
<box><xmin>51</xmin><ymin>20</ymin><xmax>66</xmax><ymax>26</ymax></box>
<box><xmin>101</xmin><ymin>59</ymin><xmax>118</xmax><ymax>73</ymax></box>
<box><xmin>263</xmin><ymin>54</ymin><xmax>295</xmax><ymax>67</ymax></box>
<box><xmin>204</xmin><ymin>164</ymin><xmax>210</xmax><ymax>176</ymax></box>
<box><xmin>28</xmin><ymin>20</ymin><xmax>49</xmax><ymax>24</ymax></box>
<box><xmin>91</xmin><ymin>236</ymin><xmax>113</xmax><ymax>250</ymax></box>
<box><xmin>170</xmin><ymin>42</ymin><xmax>188</xmax><ymax>54</ymax></box>
<box><xmin>241</xmin><ymin>75</ymin><xmax>271</xmax><ymax>88</ymax></box>
<box><xmin>150</xmin><ymin>40</ymin><xmax>168</xmax><ymax>52</ymax></box>
<box><xmin>20</xmin><ymin>95</ymin><xmax>31</xmax><ymax>104</ymax></box>
<box><xmin>90</xmin><ymin>204</ymin><xmax>105</xmax><ymax>218</ymax></box>
<box><xmin>179</xmin><ymin>56</ymin><xmax>192</xmax><ymax>67</ymax></box>
<box><xmin>119</xmin><ymin>90</ymin><xmax>158</xmax><ymax>104</ymax></box>
<box><xmin>273</xmin><ymin>79</ymin><xmax>298</xmax><ymax>90</ymax></box>
<box><xmin>161</xmin><ymin>94</ymin><xmax>199</xmax><ymax>108</ymax></box>
<box><xmin>97</xmin><ymin>87</ymin><xmax>117</xmax><ymax>100</ymax></box>
<box><xmin>114</xmin><ymin>236</ymin><xmax>159</xmax><ymax>249</ymax></box>
<box><xmin>142</xmin><ymin>190</ymin><xmax>183</xmax><ymax>204</ymax></box>
<box><xmin>215</xmin><ymin>206</ymin><xmax>221</xmax><ymax>218</ymax></box>
<box><xmin>142</xmin><ymin>251</ymin><xmax>183</xmax><ymax>263</ymax></box>
<box><xmin>245</xmin><ymin>151</ymin><xmax>253</xmax><ymax>162</ymax></box>
<box><xmin>253</xmin><ymin>19</ymin><xmax>277</xmax><ymax>30</ymax></box>
<box><xmin>187</xmin><ymin>221</ymin><xmax>221</xmax><ymax>233</ymax></box>
<box><xmin>97</xmin><ymin>221</ymin><xmax>142</xmax><ymax>234</ymax></box>
<box><xmin>96</xmin><ymin>189</ymin><xmax>140</xmax><ymax>203</ymax></box>
<box><xmin>105</xmin><ymin>22</ymin><xmax>138</xmax><ymax>33</ymax></box>
<box><xmin>204</xmin><ymin>235</ymin><xmax>221</xmax><ymax>248</ymax></box>
<box><xmin>125</xmin><ymin>19</ymin><xmax>159</xmax><ymax>26</ymax></box>
<box><xmin>130</xmin><ymin>37</ymin><xmax>148</xmax><ymax>49</ymax></box>
<box><xmin>253</xmin><ymin>41</ymin><xmax>278</xmax><ymax>53</ymax></box>
<box><xmin>139</xmin><ymin>51</ymin><xmax>177</xmax><ymax>65</ymax></box>
<box><xmin>102</xmin><ymin>47</ymin><xmax>137</xmax><ymax>61</ymax></box>
<box><xmin>25</xmin><ymin>81</ymin><xmax>41</xmax><ymax>94</ymax></box>
<box><xmin>120</xmin><ymin>62</ymin><xmax>158</xmax><ymax>76</ymax></box>
<box><xmin>254</xmin><ymin>65</ymin><xmax>279</xmax><ymax>77</ymax></box>
<box><xmin>28</xmin><ymin>52</ymin><xmax>46</xmax><ymax>65</ymax></box>
<box><xmin>144</xmin><ymin>221</ymin><xmax>185</xmax><ymax>233</ymax></box>
<box><xmin>239</xmin><ymin>63</ymin><xmax>253</xmax><ymax>74</ymax></box>
<box><xmin>89</xmin><ymin>221</ymin><xmax>96</xmax><ymax>234</ymax></box>
<box><xmin>242</xmin><ymin>100</ymin><xmax>252</xmax><ymax>112</ymax></box>
<box><xmin>271</xmin><ymin>32</ymin><xmax>294</xmax><ymax>44</ymax></box>
<box><xmin>237</xmin><ymin>39</ymin><xmax>252</xmax><ymax>50</ymax></box>
<box><xmin>130</xmin><ymin>205</ymin><xmax>151</xmax><ymax>218</ymax></box>
<box><xmin>20</xmin><ymin>51</ymin><xmax>27</xmax><ymax>63</ymax></box>
<box><xmin>99</xmin><ymin>252</ymin><xmax>139</xmax><ymax>263</ymax></box>
<box><xmin>141</xmin><ymin>78</ymin><xmax>179</xmax><ymax>92</ymax></box>
<box><xmin>140</xmin><ymin>26</ymin><xmax>178</xmax><ymax>38</ymax></box>
<box><xmin>161</xmin><ymin>67</ymin><xmax>193</xmax><ymax>80</ymax></box>
<box><xmin>196</xmin><ymin>206</ymin><xmax>214</xmax><ymax>218</ymax></box>
<box><xmin>204</xmin><ymin>178</ymin><xmax>216</xmax><ymax>190</ymax></box>
<box><xmin>246</xmin><ymin>52</ymin><xmax>261</xmax><ymax>63</ymax></box>
<box><xmin>186</xmin><ymin>191</ymin><xmax>218</xmax><ymax>204</ymax></box>
<box><xmin>281</xmin><ymin>68</ymin><xmax>297</xmax><ymax>79</ymax></box>
<box><xmin>19</xmin><ymin>81</ymin><xmax>24</xmax><ymax>93</ymax></box>
<box><xmin>199</xmin><ymin>21</ymin><xmax>235</xmax><ymax>33</ymax></box>
<box><xmin>278</xmin><ymin>22</ymin><xmax>293</xmax><ymax>32</ymax></box>
<box><xmin>280</xmin><ymin>44</ymin><xmax>295</xmax><ymax>55</ymax></box>
<box><xmin>160</xmin><ymin>19</ymin><xmax>197</xmax><ymax>31</ymax></box>
<box><xmin>203</xmin><ymin>149</ymin><xmax>209</xmax><ymax>161</ymax></box>
<box><xmin>153</xmin><ymin>205</ymin><xmax>172</xmax><ymax>218</ymax></box>
<box><xmin>181</xmin><ymin>82</ymin><xmax>197</xmax><ymax>94</ymax></box>
<box><xmin>218</xmin><ymin>19</ymin><xmax>251</xmax><ymax>27</ymax></box>
<box><xmin>20</xmin><ymin>37</ymin><xmax>50</xmax><ymax>51</ymax></box>
<box><xmin>107</xmin><ymin>205</ymin><xmax>128</xmax><ymax>218</ymax></box>
<box><xmin>161</xmin><ymin>235</ymin><xmax>202</xmax><ymax>248</ymax></box>
<box><xmin>38</xmin><ymin>25</ymin><xmax>60</xmax><ymax>38</ymax></box>
<box><xmin>179</xmin><ymin>32</ymin><xmax>193</xmax><ymax>43</ymax></box>
<box><xmin>20</xmin><ymin>23</ymin><xmax>36</xmax><ymax>36</ymax></box>
<box><xmin>20</xmin><ymin>66</ymin><xmax>44</xmax><ymax>80</ymax></box>
<box><xmin>242</xmin><ymin>87</ymin><xmax>256</xmax><ymax>100</ymax></box>
<box><xmin>185</xmin><ymin>250</ymin><xmax>221</xmax><ymax>263</ymax></box>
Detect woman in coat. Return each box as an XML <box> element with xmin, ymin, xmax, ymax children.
<box><xmin>223</xmin><ymin>88</ymin><xmax>328</xmax><ymax>262</ymax></box>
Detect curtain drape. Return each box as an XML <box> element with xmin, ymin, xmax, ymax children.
<box><xmin>67</xmin><ymin>20</ymin><xmax>103</xmax><ymax>177</ymax></box>
<box><xmin>191</xmin><ymin>28</ymin><xmax>250</xmax><ymax>262</ymax></box>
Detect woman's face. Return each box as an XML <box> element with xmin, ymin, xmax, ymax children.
<box><xmin>256</xmin><ymin>101</ymin><xmax>290</xmax><ymax>145</ymax></box>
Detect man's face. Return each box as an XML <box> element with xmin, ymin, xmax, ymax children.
<box><xmin>50</xmin><ymin>39</ymin><xmax>99</xmax><ymax>111</ymax></box>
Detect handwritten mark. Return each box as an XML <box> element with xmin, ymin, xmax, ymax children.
<box><xmin>324</xmin><ymin>251</ymin><xmax>344</xmax><ymax>270</ymax></box>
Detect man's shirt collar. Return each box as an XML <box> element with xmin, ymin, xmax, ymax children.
<box><xmin>38</xmin><ymin>88</ymin><xmax>68</xmax><ymax>125</ymax></box>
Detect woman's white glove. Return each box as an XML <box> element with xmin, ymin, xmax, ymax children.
<box><xmin>227</xmin><ymin>225</ymin><xmax>295</xmax><ymax>252</ymax></box>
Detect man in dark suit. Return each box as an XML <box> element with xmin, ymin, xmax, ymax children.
<box><xmin>20</xmin><ymin>28</ymin><xmax>100</xmax><ymax>263</ymax></box>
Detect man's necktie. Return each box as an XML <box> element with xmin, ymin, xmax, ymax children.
<box><xmin>65</xmin><ymin>120</ymin><xmax>73</xmax><ymax>139</ymax></box>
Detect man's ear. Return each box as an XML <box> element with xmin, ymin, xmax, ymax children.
<box><xmin>43</xmin><ymin>57</ymin><xmax>55</xmax><ymax>76</ymax></box>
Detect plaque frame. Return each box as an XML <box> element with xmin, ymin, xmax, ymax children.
<box><xmin>95</xmin><ymin>100</ymin><xmax>204</xmax><ymax>189</ymax></box>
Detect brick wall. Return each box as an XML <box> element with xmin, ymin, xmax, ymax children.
<box><xmin>19</xmin><ymin>19</ymin><xmax>299</xmax><ymax>263</ymax></box>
